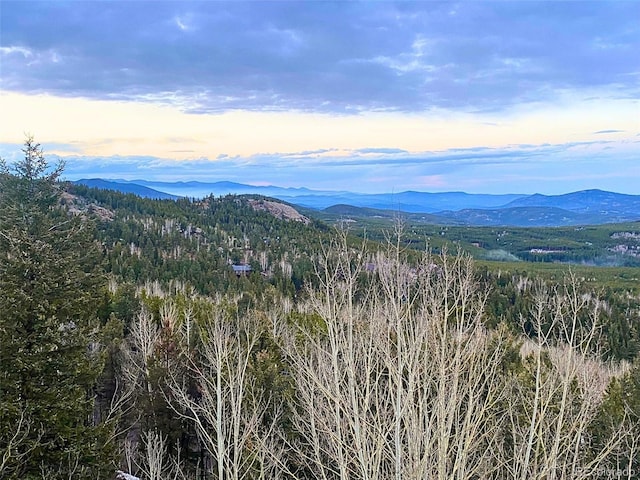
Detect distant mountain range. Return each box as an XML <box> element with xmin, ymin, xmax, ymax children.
<box><xmin>107</xmin><ymin>179</ymin><xmax>330</xmax><ymax>199</ymax></box>
<box><xmin>74</xmin><ymin>179</ymin><xmax>179</xmax><ymax>200</ymax></box>
<box><xmin>72</xmin><ymin>179</ymin><xmax>640</xmax><ymax>227</ymax></box>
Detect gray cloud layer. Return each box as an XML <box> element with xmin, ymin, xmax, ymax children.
<box><xmin>2</xmin><ymin>1</ymin><xmax>638</xmax><ymax>113</ymax></box>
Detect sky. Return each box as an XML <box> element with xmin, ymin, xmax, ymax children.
<box><xmin>1</xmin><ymin>0</ymin><xmax>639</xmax><ymax>194</ymax></box>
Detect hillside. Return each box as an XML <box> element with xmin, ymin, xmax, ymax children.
<box><xmin>438</xmin><ymin>206</ymin><xmax>604</xmax><ymax>227</ymax></box>
<box><xmin>67</xmin><ymin>183</ymin><xmax>330</xmax><ymax>295</ymax></box>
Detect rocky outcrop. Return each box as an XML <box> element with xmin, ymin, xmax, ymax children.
<box><xmin>248</xmin><ymin>198</ymin><xmax>310</xmax><ymax>224</ymax></box>
<box><xmin>60</xmin><ymin>191</ymin><xmax>115</xmax><ymax>221</ymax></box>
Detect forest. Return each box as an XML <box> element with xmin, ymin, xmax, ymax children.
<box><xmin>1</xmin><ymin>138</ymin><xmax>639</xmax><ymax>479</ymax></box>
<box><xmin>312</xmin><ymin>210</ymin><xmax>640</xmax><ymax>268</ymax></box>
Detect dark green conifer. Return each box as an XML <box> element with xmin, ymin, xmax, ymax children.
<box><xmin>0</xmin><ymin>137</ymin><xmax>111</xmax><ymax>478</ymax></box>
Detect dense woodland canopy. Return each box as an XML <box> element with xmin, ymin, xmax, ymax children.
<box><xmin>1</xmin><ymin>138</ymin><xmax>639</xmax><ymax>479</ymax></box>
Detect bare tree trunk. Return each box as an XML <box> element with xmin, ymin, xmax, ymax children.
<box><xmin>0</xmin><ymin>407</ymin><xmax>42</xmax><ymax>478</ymax></box>
<box><xmin>377</xmin><ymin>247</ymin><xmax>506</xmax><ymax>480</ymax></box>
<box><xmin>502</xmin><ymin>277</ymin><xmax>630</xmax><ymax>480</ymax></box>
<box><xmin>279</xmin><ymin>236</ymin><xmax>508</xmax><ymax>480</ymax></box>
<box><xmin>164</xmin><ymin>299</ymin><xmax>277</xmax><ymax>480</ymax></box>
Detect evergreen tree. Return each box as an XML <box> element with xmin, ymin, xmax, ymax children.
<box><xmin>0</xmin><ymin>137</ymin><xmax>111</xmax><ymax>478</ymax></box>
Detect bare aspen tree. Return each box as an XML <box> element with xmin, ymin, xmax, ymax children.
<box><xmin>125</xmin><ymin>307</ymin><xmax>161</xmax><ymax>398</ymax></box>
<box><xmin>376</xmin><ymin>248</ymin><xmax>508</xmax><ymax>480</ymax></box>
<box><xmin>117</xmin><ymin>429</ymin><xmax>187</xmax><ymax>480</ymax></box>
<box><xmin>164</xmin><ymin>300</ymin><xmax>277</xmax><ymax>480</ymax></box>
<box><xmin>279</xmin><ymin>233</ymin><xmax>391</xmax><ymax>480</ymax></box>
<box><xmin>279</xmin><ymin>234</ymin><xmax>509</xmax><ymax>480</ymax></box>
<box><xmin>146</xmin><ymin>430</ymin><xmax>169</xmax><ymax>480</ymax></box>
<box><xmin>117</xmin><ymin>293</ymin><xmax>285</xmax><ymax>479</ymax></box>
<box><xmin>113</xmin><ymin>307</ymin><xmax>163</xmax><ymax>477</ymax></box>
<box><xmin>116</xmin><ymin>301</ymin><xmax>193</xmax><ymax>477</ymax></box>
<box><xmin>136</xmin><ymin>430</ymin><xmax>187</xmax><ymax>480</ymax></box>
<box><xmin>0</xmin><ymin>408</ymin><xmax>42</xmax><ymax>478</ymax></box>
<box><xmin>502</xmin><ymin>277</ymin><xmax>630</xmax><ymax>480</ymax></box>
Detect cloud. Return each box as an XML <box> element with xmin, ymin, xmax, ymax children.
<box><xmin>593</xmin><ymin>129</ymin><xmax>625</xmax><ymax>134</ymax></box>
<box><xmin>39</xmin><ymin>138</ymin><xmax>636</xmax><ymax>195</ymax></box>
<box><xmin>1</xmin><ymin>1</ymin><xmax>638</xmax><ymax>114</ymax></box>
<box><xmin>356</xmin><ymin>147</ymin><xmax>409</xmax><ymax>155</ymax></box>
<box><xmin>0</xmin><ymin>46</ymin><xmax>33</xmax><ymax>58</ymax></box>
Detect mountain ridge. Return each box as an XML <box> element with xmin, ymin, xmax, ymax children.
<box><xmin>73</xmin><ymin>179</ymin><xmax>179</xmax><ymax>200</ymax></box>
<box><xmin>72</xmin><ymin>179</ymin><xmax>640</xmax><ymax>227</ymax></box>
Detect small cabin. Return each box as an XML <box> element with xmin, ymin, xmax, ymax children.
<box><xmin>232</xmin><ymin>264</ymin><xmax>252</xmax><ymax>276</ymax></box>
